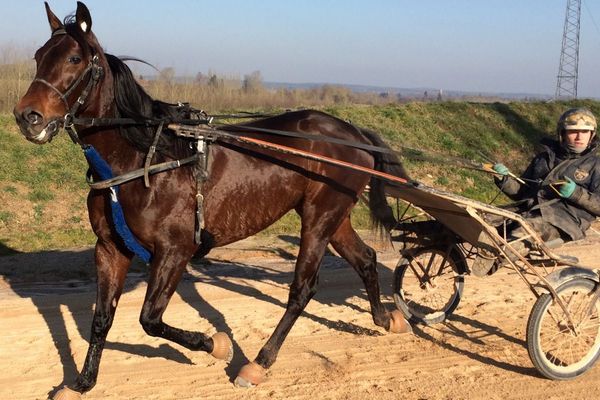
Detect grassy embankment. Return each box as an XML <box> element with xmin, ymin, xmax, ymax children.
<box><xmin>1</xmin><ymin>100</ymin><xmax>599</xmax><ymax>254</ymax></box>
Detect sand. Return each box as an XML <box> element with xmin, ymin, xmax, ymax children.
<box><xmin>1</xmin><ymin>231</ymin><xmax>599</xmax><ymax>400</ymax></box>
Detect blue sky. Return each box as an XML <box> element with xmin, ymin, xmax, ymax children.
<box><xmin>2</xmin><ymin>1</ymin><xmax>600</xmax><ymax>97</ymax></box>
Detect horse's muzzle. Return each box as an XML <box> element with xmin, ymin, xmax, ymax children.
<box><xmin>13</xmin><ymin>106</ymin><xmax>61</xmax><ymax>144</ymax></box>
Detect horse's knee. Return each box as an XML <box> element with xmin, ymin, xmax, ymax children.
<box><xmin>288</xmin><ymin>282</ymin><xmax>317</xmax><ymax>310</ymax></box>
<box><xmin>354</xmin><ymin>247</ymin><xmax>378</xmax><ymax>280</ymax></box>
<box><xmin>90</xmin><ymin>311</ymin><xmax>114</xmax><ymax>339</ymax></box>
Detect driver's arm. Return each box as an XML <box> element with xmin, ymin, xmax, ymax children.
<box><xmin>570</xmin><ymin>182</ymin><xmax>600</xmax><ymax>216</ymax></box>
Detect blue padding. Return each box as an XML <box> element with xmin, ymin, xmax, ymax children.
<box><xmin>84</xmin><ymin>146</ymin><xmax>152</xmax><ymax>263</ymax></box>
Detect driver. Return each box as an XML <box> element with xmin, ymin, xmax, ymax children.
<box><xmin>492</xmin><ymin>107</ymin><xmax>600</xmax><ymax>249</ymax></box>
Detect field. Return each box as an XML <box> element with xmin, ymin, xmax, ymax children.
<box><xmin>2</xmin><ymin>100</ymin><xmax>600</xmax><ymax>399</ymax></box>
<box><xmin>3</xmin><ymin>99</ymin><xmax>600</xmax><ymax>252</ymax></box>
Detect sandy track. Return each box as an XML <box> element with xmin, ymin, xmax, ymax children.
<box><xmin>1</xmin><ymin>233</ymin><xmax>600</xmax><ymax>400</ymax></box>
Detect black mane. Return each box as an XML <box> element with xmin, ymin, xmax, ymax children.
<box><xmin>105</xmin><ymin>54</ymin><xmax>195</xmax><ymax>159</ymax></box>
<box><xmin>63</xmin><ymin>16</ymin><xmax>193</xmax><ymax>159</ymax></box>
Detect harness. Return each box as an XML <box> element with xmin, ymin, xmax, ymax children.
<box><xmin>41</xmin><ymin>32</ymin><xmax>212</xmax><ymax>262</ymax></box>
<box><xmin>41</xmin><ymin>31</ymin><xmax>518</xmax><ymax>262</ymax></box>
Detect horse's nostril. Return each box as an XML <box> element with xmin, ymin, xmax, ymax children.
<box><xmin>23</xmin><ymin>108</ymin><xmax>44</xmax><ymax>126</ymax></box>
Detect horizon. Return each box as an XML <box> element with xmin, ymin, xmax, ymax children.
<box><xmin>2</xmin><ymin>1</ymin><xmax>600</xmax><ymax>98</ymax></box>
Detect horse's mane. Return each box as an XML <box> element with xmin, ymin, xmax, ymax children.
<box><xmin>63</xmin><ymin>15</ymin><xmax>194</xmax><ymax>159</ymax></box>
<box><xmin>104</xmin><ymin>54</ymin><xmax>194</xmax><ymax>159</ymax></box>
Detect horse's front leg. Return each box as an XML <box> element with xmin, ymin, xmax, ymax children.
<box><xmin>139</xmin><ymin>246</ymin><xmax>233</xmax><ymax>362</ymax></box>
<box><xmin>54</xmin><ymin>239</ymin><xmax>132</xmax><ymax>399</ymax></box>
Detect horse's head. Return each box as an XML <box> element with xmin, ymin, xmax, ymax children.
<box><xmin>13</xmin><ymin>2</ymin><xmax>109</xmax><ymax>144</ymax></box>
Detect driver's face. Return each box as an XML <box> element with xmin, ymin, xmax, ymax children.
<box><xmin>564</xmin><ymin>129</ymin><xmax>592</xmax><ymax>150</ymax></box>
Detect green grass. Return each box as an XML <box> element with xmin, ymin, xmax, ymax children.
<box><xmin>2</xmin><ymin>99</ymin><xmax>600</xmax><ymax>251</ymax></box>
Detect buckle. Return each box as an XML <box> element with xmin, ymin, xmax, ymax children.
<box><xmin>63</xmin><ymin>113</ymin><xmax>74</xmax><ymax>129</ymax></box>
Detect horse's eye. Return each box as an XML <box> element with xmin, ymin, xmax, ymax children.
<box><xmin>68</xmin><ymin>56</ymin><xmax>82</xmax><ymax>64</ymax></box>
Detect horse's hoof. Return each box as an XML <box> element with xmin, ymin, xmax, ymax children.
<box><xmin>210</xmin><ymin>332</ymin><xmax>233</xmax><ymax>363</ymax></box>
<box><xmin>234</xmin><ymin>361</ymin><xmax>265</xmax><ymax>388</ymax></box>
<box><xmin>388</xmin><ymin>310</ymin><xmax>412</xmax><ymax>334</ymax></box>
<box><xmin>53</xmin><ymin>386</ymin><xmax>82</xmax><ymax>400</ymax></box>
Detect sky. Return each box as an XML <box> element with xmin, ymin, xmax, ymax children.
<box><xmin>2</xmin><ymin>1</ymin><xmax>600</xmax><ymax>98</ymax></box>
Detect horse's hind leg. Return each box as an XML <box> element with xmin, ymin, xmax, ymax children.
<box><xmin>235</xmin><ymin>196</ymin><xmax>343</xmax><ymax>387</ymax></box>
<box><xmin>235</xmin><ymin>228</ymin><xmax>330</xmax><ymax>387</ymax></box>
<box><xmin>138</xmin><ymin>246</ymin><xmax>232</xmax><ymax>361</ymax></box>
<box><xmin>330</xmin><ymin>217</ymin><xmax>411</xmax><ymax>333</ymax></box>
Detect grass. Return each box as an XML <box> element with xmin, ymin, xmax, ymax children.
<box><xmin>2</xmin><ymin>99</ymin><xmax>600</xmax><ymax>251</ymax></box>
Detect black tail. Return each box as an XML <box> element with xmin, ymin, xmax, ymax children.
<box><xmin>359</xmin><ymin>128</ymin><xmax>410</xmax><ymax>232</ymax></box>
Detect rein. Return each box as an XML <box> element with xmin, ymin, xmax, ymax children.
<box><xmin>41</xmin><ymin>35</ymin><xmax>502</xmax><ymax>258</ymax></box>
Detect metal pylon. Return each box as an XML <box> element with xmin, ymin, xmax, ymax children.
<box><xmin>556</xmin><ymin>0</ymin><xmax>581</xmax><ymax>99</ymax></box>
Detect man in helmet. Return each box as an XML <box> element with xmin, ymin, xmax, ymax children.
<box><xmin>469</xmin><ymin>107</ymin><xmax>600</xmax><ymax>277</ymax></box>
<box><xmin>491</xmin><ymin>107</ymin><xmax>600</xmax><ymax>249</ymax></box>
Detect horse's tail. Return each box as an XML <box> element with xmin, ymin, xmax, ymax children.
<box><xmin>359</xmin><ymin>128</ymin><xmax>410</xmax><ymax>232</ymax></box>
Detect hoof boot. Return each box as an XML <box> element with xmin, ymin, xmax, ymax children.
<box><xmin>210</xmin><ymin>332</ymin><xmax>233</xmax><ymax>363</ymax></box>
<box><xmin>389</xmin><ymin>310</ymin><xmax>413</xmax><ymax>334</ymax></box>
<box><xmin>234</xmin><ymin>362</ymin><xmax>265</xmax><ymax>387</ymax></box>
<box><xmin>53</xmin><ymin>386</ymin><xmax>82</xmax><ymax>400</ymax></box>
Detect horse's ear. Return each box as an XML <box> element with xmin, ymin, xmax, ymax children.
<box><xmin>75</xmin><ymin>1</ymin><xmax>92</xmax><ymax>34</ymax></box>
<box><xmin>44</xmin><ymin>2</ymin><xmax>64</xmax><ymax>34</ymax></box>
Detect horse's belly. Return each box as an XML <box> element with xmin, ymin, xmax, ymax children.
<box><xmin>203</xmin><ymin>170</ymin><xmax>303</xmax><ymax>246</ymax></box>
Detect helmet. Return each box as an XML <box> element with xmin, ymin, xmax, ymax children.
<box><xmin>556</xmin><ymin>108</ymin><xmax>597</xmax><ymax>141</ymax></box>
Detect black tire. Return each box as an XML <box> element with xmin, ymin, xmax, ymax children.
<box><xmin>393</xmin><ymin>245</ymin><xmax>465</xmax><ymax>325</ymax></box>
<box><xmin>527</xmin><ymin>277</ymin><xmax>600</xmax><ymax>380</ymax></box>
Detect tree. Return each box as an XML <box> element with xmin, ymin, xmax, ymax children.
<box><xmin>242</xmin><ymin>70</ymin><xmax>263</xmax><ymax>93</ymax></box>
<box><xmin>158</xmin><ymin>67</ymin><xmax>175</xmax><ymax>84</ymax></box>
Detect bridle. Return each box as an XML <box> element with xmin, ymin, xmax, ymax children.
<box><xmin>32</xmin><ymin>28</ymin><xmax>104</xmax><ymax>147</ymax></box>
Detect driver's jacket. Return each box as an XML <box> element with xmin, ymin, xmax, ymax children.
<box><xmin>495</xmin><ymin>140</ymin><xmax>600</xmax><ymax>240</ymax></box>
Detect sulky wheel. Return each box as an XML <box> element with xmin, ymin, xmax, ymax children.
<box><xmin>527</xmin><ymin>277</ymin><xmax>600</xmax><ymax>380</ymax></box>
<box><xmin>393</xmin><ymin>245</ymin><xmax>465</xmax><ymax>325</ymax></box>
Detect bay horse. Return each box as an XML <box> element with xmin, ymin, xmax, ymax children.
<box><xmin>13</xmin><ymin>2</ymin><xmax>411</xmax><ymax>398</ymax></box>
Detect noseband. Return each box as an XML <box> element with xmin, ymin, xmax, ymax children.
<box><xmin>32</xmin><ymin>28</ymin><xmax>104</xmax><ymax>146</ymax></box>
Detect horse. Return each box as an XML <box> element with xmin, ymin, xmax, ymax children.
<box><xmin>13</xmin><ymin>2</ymin><xmax>411</xmax><ymax>398</ymax></box>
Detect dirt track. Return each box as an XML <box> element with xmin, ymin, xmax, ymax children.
<box><xmin>1</xmin><ymin>232</ymin><xmax>600</xmax><ymax>400</ymax></box>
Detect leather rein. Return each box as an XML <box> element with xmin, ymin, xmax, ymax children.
<box><xmin>38</xmin><ymin>33</ymin><xmax>491</xmax><ymax>192</ymax></box>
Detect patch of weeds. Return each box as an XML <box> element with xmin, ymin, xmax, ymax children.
<box><xmin>2</xmin><ymin>185</ymin><xmax>17</xmax><ymax>195</ymax></box>
<box><xmin>260</xmin><ymin>211</ymin><xmax>301</xmax><ymax>235</ymax></box>
<box><xmin>53</xmin><ymin>228</ymin><xmax>96</xmax><ymax>248</ymax></box>
<box><xmin>69</xmin><ymin>216</ymin><xmax>82</xmax><ymax>224</ymax></box>
<box><xmin>0</xmin><ymin>211</ymin><xmax>14</xmax><ymax>224</ymax></box>
<box><xmin>33</xmin><ymin>204</ymin><xmax>44</xmax><ymax>221</ymax></box>
<box><xmin>436</xmin><ymin>176</ymin><xmax>450</xmax><ymax>186</ymax></box>
<box><xmin>28</xmin><ymin>188</ymin><xmax>55</xmax><ymax>202</ymax></box>
<box><xmin>30</xmin><ymin>230</ymin><xmax>53</xmax><ymax>249</ymax></box>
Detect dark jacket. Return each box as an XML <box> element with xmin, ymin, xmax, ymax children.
<box><xmin>495</xmin><ymin>139</ymin><xmax>600</xmax><ymax>240</ymax></box>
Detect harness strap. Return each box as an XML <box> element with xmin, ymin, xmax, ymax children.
<box><xmin>73</xmin><ymin>117</ymin><xmax>164</xmax><ymax>127</ymax></box>
<box><xmin>221</xmin><ymin>124</ymin><xmax>399</xmax><ymax>156</ymax></box>
<box><xmin>194</xmin><ymin>139</ymin><xmax>211</xmax><ymax>244</ymax></box>
<box><xmin>32</xmin><ymin>78</ymin><xmax>70</xmax><ymax>108</ymax></box>
<box><xmin>143</xmin><ymin>121</ymin><xmax>164</xmax><ymax>187</ymax></box>
<box><xmin>87</xmin><ymin>154</ymin><xmax>199</xmax><ymax>190</ymax></box>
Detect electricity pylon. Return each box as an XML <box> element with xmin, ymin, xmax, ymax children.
<box><xmin>556</xmin><ymin>0</ymin><xmax>581</xmax><ymax>99</ymax></box>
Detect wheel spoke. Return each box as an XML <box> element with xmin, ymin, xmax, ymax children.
<box><xmin>396</xmin><ymin>247</ymin><xmax>462</xmax><ymax>323</ymax></box>
<box><xmin>533</xmin><ymin>281</ymin><xmax>600</xmax><ymax>372</ymax></box>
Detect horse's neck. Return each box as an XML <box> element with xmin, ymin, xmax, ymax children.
<box><xmin>84</xmin><ymin>128</ymin><xmax>142</xmax><ymax>173</ymax></box>
<box><xmin>81</xmin><ymin>92</ymin><xmax>143</xmax><ymax>172</ymax></box>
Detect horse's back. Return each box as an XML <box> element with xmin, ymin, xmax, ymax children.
<box><xmin>201</xmin><ymin>110</ymin><xmax>376</xmax><ymax>248</ymax></box>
